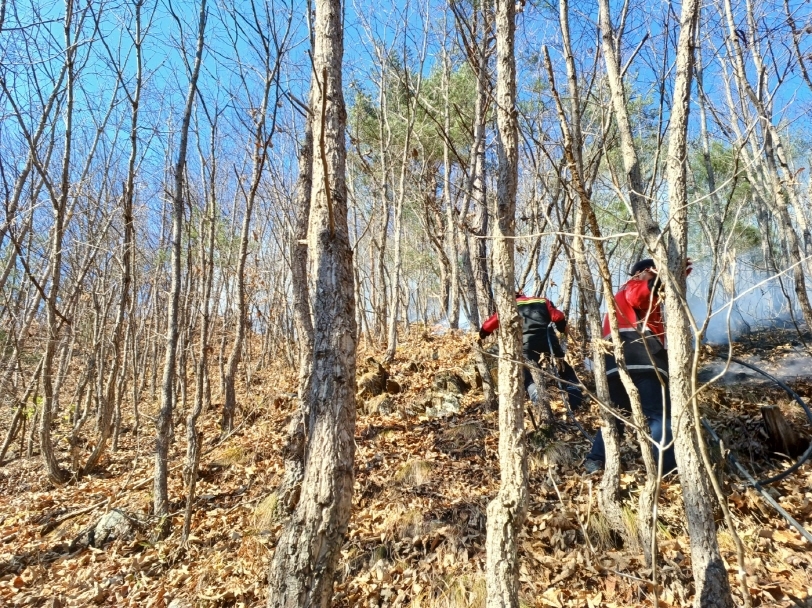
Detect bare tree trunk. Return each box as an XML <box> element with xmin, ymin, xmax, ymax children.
<box><xmin>600</xmin><ymin>0</ymin><xmax>734</xmax><ymax>602</ymax></box>
<box><xmin>485</xmin><ymin>1</ymin><xmax>526</xmax><ymax>604</ymax></box>
<box><xmin>40</xmin><ymin>1</ymin><xmax>81</xmax><ymax>485</ymax></box>
<box><xmin>663</xmin><ymin>1</ymin><xmax>733</xmax><ymax>603</ymax></box>
<box><xmin>266</xmin><ymin>0</ymin><xmax>356</xmax><ymax>601</ymax></box>
<box><xmin>383</xmin><ymin>29</ymin><xmax>429</xmax><ymax>364</ymax></box>
<box><xmin>279</xmin><ymin>88</ymin><xmax>314</xmax><ymax>515</ymax></box>
<box><xmin>544</xmin><ymin>0</ymin><xmax>630</xmax><ymax>539</ymax></box>
<box><xmin>721</xmin><ymin>0</ymin><xmax>812</xmax><ymax>331</ymax></box>
<box><xmin>154</xmin><ymin>0</ymin><xmax>206</xmax><ymax>524</ymax></box>
<box><xmin>222</xmin><ymin>74</ymin><xmax>274</xmax><ymax>434</ymax></box>
<box><xmin>183</xmin><ymin>116</ymin><xmax>218</xmax><ymax>541</ymax></box>
<box><xmin>442</xmin><ymin>33</ymin><xmax>460</xmax><ymax>329</ymax></box>
<box><xmin>470</xmin><ymin>50</ymin><xmax>493</xmax><ymax>321</ymax></box>
<box><xmin>82</xmin><ymin>0</ymin><xmax>141</xmax><ymax>472</ymax></box>
<box><xmin>1</xmin><ymin>358</ymin><xmax>43</xmax><ymax>464</ymax></box>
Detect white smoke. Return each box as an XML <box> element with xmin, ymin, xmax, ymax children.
<box><xmin>687</xmin><ymin>257</ymin><xmax>806</xmax><ymax>344</ymax></box>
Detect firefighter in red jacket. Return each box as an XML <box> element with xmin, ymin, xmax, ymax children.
<box><xmin>583</xmin><ymin>258</ymin><xmax>691</xmax><ymax>474</ymax></box>
<box><xmin>479</xmin><ymin>293</ymin><xmax>583</xmax><ymax>410</ymax></box>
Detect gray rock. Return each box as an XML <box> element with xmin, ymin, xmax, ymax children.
<box><xmin>365</xmin><ymin>394</ymin><xmax>394</xmax><ymax>416</ymax></box>
<box><xmin>460</xmin><ymin>362</ymin><xmax>481</xmax><ymax>389</ymax></box>
<box><xmin>426</xmin><ymin>391</ymin><xmax>460</xmax><ymax>418</ymax></box>
<box><xmin>92</xmin><ymin>509</ymin><xmax>133</xmax><ymax>546</ymax></box>
<box><xmin>432</xmin><ymin>370</ymin><xmax>470</xmax><ymax>395</ymax></box>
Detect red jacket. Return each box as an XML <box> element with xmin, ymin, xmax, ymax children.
<box><xmin>481</xmin><ymin>296</ymin><xmax>567</xmax><ymax>357</ymax></box>
<box><xmin>481</xmin><ymin>295</ymin><xmax>566</xmax><ymax>335</ymax></box>
<box><xmin>602</xmin><ymin>277</ymin><xmax>668</xmax><ymax>376</ymax></box>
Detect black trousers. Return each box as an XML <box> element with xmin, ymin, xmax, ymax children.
<box><xmin>586</xmin><ymin>372</ymin><xmax>676</xmax><ymax>473</ymax></box>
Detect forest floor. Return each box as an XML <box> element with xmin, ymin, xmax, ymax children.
<box><xmin>1</xmin><ymin>327</ymin><xmax>812</xmax><ymax>607</ymax></box>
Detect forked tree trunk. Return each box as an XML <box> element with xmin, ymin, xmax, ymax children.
<box><xmin>485</xmin><ymin>0</ymin><xmax>526</xmax><ymax>604</ymax></box>
<box><xmin>266</xmin><ymin>0</ymin><xmax>356</xmax><ymax>602</ymax></box>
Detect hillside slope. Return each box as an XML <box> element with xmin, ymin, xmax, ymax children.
<box><xmin>1</xmin><ymin>328</ymin><xmax>811</xmax><ymax>607</ymax></box>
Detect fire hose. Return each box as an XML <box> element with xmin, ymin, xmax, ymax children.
<box><xmin>702</xmin><ymin>418</ymin><xmax>812</xmax><ymax>545</ymax></box>
<box><xmin>715</xmin><ymin>355</ymin><xmax>812</xmax><ymax>486</ymax></box>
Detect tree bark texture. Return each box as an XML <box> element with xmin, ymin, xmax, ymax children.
<box><xmin>266</xmin><ymin>0</ymin><xmax>357</xmax><ymax>602</ymax></box>
<box><xmin>485</xmin><ymin>1</ymin><xmax>527</xmax><ymax>605</ymax></box>
<box><xmin>280</xmin><ymin>90</ymin><xmax>314</xmax><ymax>515</ymax></box>
<box><xmin>664</xmin><ymin>1</ymin><xmax>733</xmax><ymax>603</ymax></box>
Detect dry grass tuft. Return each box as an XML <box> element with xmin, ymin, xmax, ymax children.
<box><xmin>587</xmin><ymin>511</ymin><xmax>615</xmax><ymax>550</ymax></box>
<box><xmin>445</xmin><ymin>421</ymin><xmax>481</xmax><ymax>442</ymax></box>
<box><xmin>410</xmin><ymin>573</ymin><xmax>487</xmax><ymax>608</ymax></box>
<box><xmin>527</xmin><ymin>450</ymin><xmax>546</xmax><ymax>475</ymax></box>
<box><xmin>253</xmin><ymin>493</ymin><xmax>278</xmax><ymax>531</ymax></box>
<box><xmin>383</xmin><ymin>506</ymin><xmax>427</xmax><ymax>541</ymax></box>
<box><xmin>717</xmin><ymin>530</ymin><xmax>736</xmax><ymax>552</ymax></box>
<box><xmin>622</xmin><ymin>505</ymin><xmax>642</xmax><ymax>553</ymax></box>
<box><xmin>394</xmin><ymin>459</ymin><xmax>432</xmax><ymax>486</ymax></box>
<box><xmin>212</xmin><ymin>445</ymin><xmax>248</xmax><ymax>466</ymax></box>
<box><xmin>543</xmin><ymin>440</ymin><xmax>576</xmax><ymax>467</ymax></box>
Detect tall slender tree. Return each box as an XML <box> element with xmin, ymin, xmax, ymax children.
<box><xmin>485</xmin><ymin>0</ymin><xmax>526</xmax><ymax>603</ymax></box>
<box><xmin>154</xmin><ymin>0</ymin><xmax>207</xmax><ymax>524</ymax></box>
<box><xmin>266</xmin><ymin>0</ymin><xmax>357</xmax><ymax>601</ymax></box>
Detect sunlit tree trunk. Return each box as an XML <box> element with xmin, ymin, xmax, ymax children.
<box><xmin>279</xmin><ymin>87</ymin><xmax>314</xmax><ymax>514</ymax></box>
<box><xmin>485</xmin><ymin>0</ymin><xmax>526</xmax><ymax>603</ymax></box>
<box><xmin>600</xmin><ymin>0</ymin><xmax>734</xmax><ymax>602</ymax></box>
<box><xmin>663</xmin><ymin>0</ymin><xmax>733</xmax><ymax>603</ymax></box>
<box><xmin>266</xmin><ymin>0</ymin><xmax>357</xmax><ymax>600</ymax></box>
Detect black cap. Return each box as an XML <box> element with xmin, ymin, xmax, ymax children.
<box><xmin>629</xmin><ymin>258</ymin><xmax>656</xmax><ymax>275</ymax></box>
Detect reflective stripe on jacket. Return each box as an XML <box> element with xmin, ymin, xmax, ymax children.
<box><xmin>602</xmin><ymin>278</ymin><xmax>668</xmax><ymax>377</ymax></box>
<box><xmin>480</xmin><ymin>296</ymin><xmax>567</xmax><ymax>356</ymax></box>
